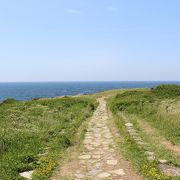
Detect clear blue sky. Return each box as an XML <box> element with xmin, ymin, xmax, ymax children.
<box><xmin>0</xmin><ymin>0</ymin><xmax>180</xmax><ymax>82</ymax></box>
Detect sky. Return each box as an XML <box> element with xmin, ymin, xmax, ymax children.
<box><xmin>0</xmin><ymin>0</ymin><xmax>180</xmax><ymax>82</ymax></box>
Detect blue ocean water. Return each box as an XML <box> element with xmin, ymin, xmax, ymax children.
<box><xmin>0</xmin><ymin>82</ymin><xmax>180</xmax><ymax>101</ymax></box>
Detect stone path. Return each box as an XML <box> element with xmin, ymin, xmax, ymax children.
<box><xmin>122</xmin><ymin>113</ymin><xmax>180</xmax><ymax>177</ymax></box>
<box><xmin>52</xmin><ymin>98</ymin><xmax>141</xmax><ymax>180</ymax></box>
<box><xmin>76</xmin><ymin>98</ymin><xmax>125</xmax><ymax>179</ymax></box>
<box><xmin>137</xmin><ymin>118</ymin><xmax>180</xmax><ymax>154</ymax></box>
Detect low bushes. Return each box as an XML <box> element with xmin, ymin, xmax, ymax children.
<box><xmin>0</xmin><ymin>96</ymin><xmax>97</xmax><ymax>179</ymax></box>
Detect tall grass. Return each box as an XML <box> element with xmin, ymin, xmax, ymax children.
<box><xmin>110</xmin><ymin>85</ymin><xmax>180</xmax><ymax>145</ymax></box>
<box><xmin>0</xmin><ymin>97</ymin><xmax>97</xmax><ymax>179</ymax></box>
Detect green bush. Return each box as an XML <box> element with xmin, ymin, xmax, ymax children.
<box><xmin>1</xmin><ymin>98</ymin><xmax>18</xmax><ymax>105</ymax></box>
<box><xmin>152</xmin><ymin>84</ymin><xmax>180</xmax><ymax>97</ymax></box>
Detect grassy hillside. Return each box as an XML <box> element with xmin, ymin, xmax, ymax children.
<box><xmin>0</xmin><ymin>97</ymin><xmax>97</xmax><ymax>180</ymax></box>
<box><xmin>110</xmin><ymin>85</ymin><xmax>180</xmax><ymax>145</ymax></box>
<box><xmin>108</xmin><ymin>85</ymin><xmax>180</xmax><ymax>179</ymax></box>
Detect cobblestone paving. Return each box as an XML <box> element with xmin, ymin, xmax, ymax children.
<box><xmin>73</xmin><ymin>98</ymin><xmax>126</xmax><ymax>179</ymax></box>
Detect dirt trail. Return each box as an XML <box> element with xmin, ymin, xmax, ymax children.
<box><xmin>52</xmin><ymin>98</ymin><xmax>141</xmax><ymax>180</ymax></box>
<box><xmin>138</xmin><ymin>119</ymin><xmax>180</xmax><ymax>155</ymax></box>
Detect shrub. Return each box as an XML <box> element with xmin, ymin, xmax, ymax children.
<box><xmin>1</xmin><ymin>98</ymin><xmax>17</xmax><ymax>105</ymax></box>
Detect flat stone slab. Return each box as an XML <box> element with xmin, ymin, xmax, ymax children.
<box><xmin>145</xmin><ymin>151</ymin><xmax>154</xmax><ymax>156</ymax></box>
<box><xmin>159</xmin><ymin>164</ymin><xmax>180</xmax><ymax>176</ymax></box>
<box><xmin>97</xmin><ymin>172</ymin><xmax>111</xmax><ymax>178</ymax></box>
<box><xmin>78</xmin><ymin>155</ymin><xmax>91</xmax><ymax>160</ymax></box>
<box><xmin>92</xmin><ymin>154</ymin><xmax>101</xmax><ymax>159</ymax></box>
<box><xmin>19</xmin><ymin>170</ymin><xmax>34</xmax><ymax>179</ymax></box>
<box><xmin>128</xmin><ymin>131</ymin><xmax>137</xmax><ymax>135</ymax></box>
<box><xmin>159</xmin><ymin>159</ymin><xmax>168</xmax><ymax>164</ymax></box>
<box><xmin>147</xmin><ymin>156</ymin><xmax>155</xmax><ymax>161</ymax></box>
<box><xmin>134</xmin><ymin>137</ymin><xmax>142</xmax><ymax>141</ymax></box>
<box><xmin>107</xmin><ymin>159</ymin><xmax>118</xmax><ymax>165</ymax></box>
<box><xmin>93</xmin><ymin>151</ymin><xmax>104</xmax><ymax>155</ymax></box>
<box><xmin>110</xmin><ymin>169</ymin><xmax>125</xmax><ymax>176</ymax></box>
<box><xmin>38</xmin><ymin>152</ymin><xmax>48</xmax><ymax>157</ymax></box>
<box><xmin>128</xmin><ymin>129</ymin><xmax>136</xmax><ymax>133</ymax></box>
<box><xmin>137</xmin><ymin>141</ymin><xmax>146</xmax><ymax>145</ymax></box>
<box><xmin>125</xmin><ymin>123</ymin><xmax>133</xmax><ymax>127</ymax></box>
<box><xmin>85</xmin><ymin>136</ymin><xmax>93</xmax><ymax>140</ymax></box>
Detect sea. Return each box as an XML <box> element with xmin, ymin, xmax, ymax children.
<box><xmin>0</xmin><ymin>81</ymin><xmax>180</xmax><ymax>101</ymax></box>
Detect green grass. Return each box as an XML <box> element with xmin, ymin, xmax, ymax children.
<box><xmin>123</xmin><ymin>113</ymin><xmax>180</xmax><ymax>166</ymax></box>
<box><xmin>107</xmin><ymin>111</ymin><xmax>169</xmax><ymax>180</ymax></box>
<box><xmin>108</xmin><ymin>84</ymin><xmax>180</xmax><ymax>179</ymax></box>
<box><xmin>109</xmin><ymin>85</ymin><xmax>180</xmax><ymax>145</ymax></box>
<box><xmin>0</xmin><ymin>97</ymin><xmax>97</xmax><ymax>180</ymax></box>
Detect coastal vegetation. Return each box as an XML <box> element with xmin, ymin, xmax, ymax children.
<box><xmin>108</xmin><ymin>84</ymin><xmax>180</xmax><ymax>179</ymax></box>
<box><xmin>1</xmin><ymin>84</ymin><xmax>180</xmax><ymax>179</ymax></box>
<box><xmin>0</xmin><ymin>96</ymin><xmax>97</xmax><ymax>179</ymax></box>
<box><xmin>109</xmin><ymin>84</ymin><xmax>180</xmax><ymax>145</ymax></box>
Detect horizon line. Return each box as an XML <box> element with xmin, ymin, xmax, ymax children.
<box><xmin>0</xmin><ymin>80</ymin><xmax>180</xmax><ymax>83</ymax></box>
